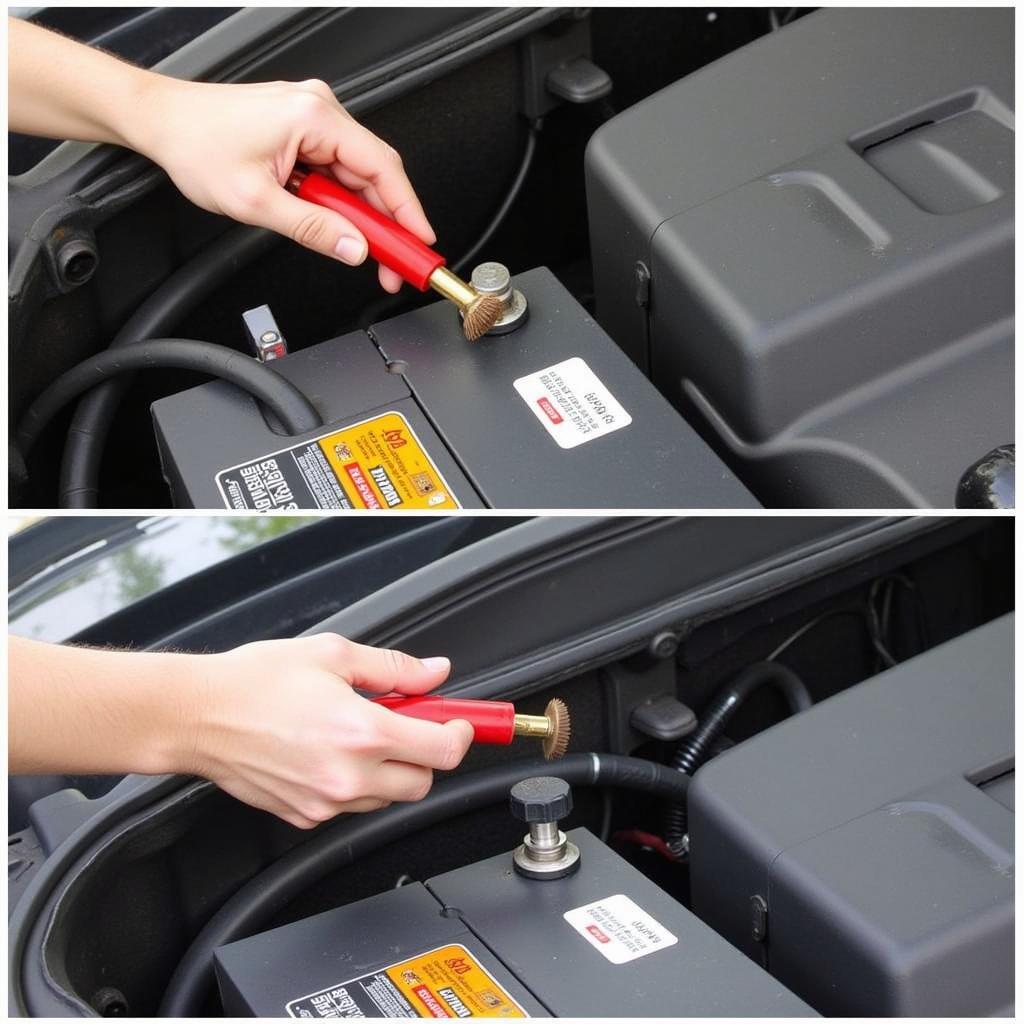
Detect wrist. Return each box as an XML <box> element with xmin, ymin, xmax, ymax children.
<box><xmin>110</xmin><ymin>68</ymin><xmax>187</xmax><ymax>159</ymax></box>
<box><xmin>139</xmin><ymin>651</ymin><xmax>217</xmax><ymax>777</ymax></box>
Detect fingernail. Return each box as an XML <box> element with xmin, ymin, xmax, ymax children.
<box><xmin>420</xmin><ymin>657</ymin><xmax>450</xmax><ymax>672</ymax></box>
<box><xmin>335</xmin><ymin>235</ymin><xmax>366</xmax><ymax>265</ymax></box>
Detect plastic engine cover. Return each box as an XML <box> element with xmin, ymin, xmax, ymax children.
<box><xmin>586</xmin><ymin>7</ymin><xmax>1013</xmax><ymax>508</ymax></box>
<box><xmin>687</xmin><ymin>615</ymin><xmax>1014</xmax><ymax>1016</ymax></box>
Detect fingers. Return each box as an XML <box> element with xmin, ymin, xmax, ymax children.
<box><xmin>379</xmin><ymin>715</ymin><xmax>475</xmax><ymax>771</ymax></box>
<box><xmin>299</xmin><ymin>109</ymin><xmax>435</xmax><ymax>244</ymax></box>
<box><xmin>229</xmin><ymin>172</ymin><xmax>369</xmax><ymax>265</ymax></box>
<box><xmin>379</xmin><ymin>265</ymin><xmax>404</xmax><ymax>293</ymax></box>
<box><xmin>307</xmin><ymin>633</ymin><xmax>452</xmax><ymax>695</ymax></box>
<box><xmin>330</xmin><ymin>174</ymin><xmax>417</xmax><ymax>293</ymax></box>
<box><xmin>312</xmin><ymin>167</ymin><xmax>417</xmax><ymax>293</ymax></box>
<box><xmin>217</xmin><ymin>776</ymin><xmax>323</xmax><ymax>831</ymax></box>
<box><xmin>238</xmin><ymin>773</ymin><xmax>393</xmax><ymax>829</ymax></box>
<box><xmin>294</xmin><ymin>78</ymin><xmax>344</xmax><ymax>110</ymax></box>
<box><xmin>370</xmin><ymin>761</ymin><xmax>436</xmax><ymax>802</ymax></box>
<box><xmin>287</xmin><ymin>795</ymin><xmax>390</xmax><ymax>829</ymax></box>
<box><xmin>326</xmin><ymin>159</ymin><xmax>436</xmax><ymax>246</ymax></box>
<box><xmin>275</xmin><ymin>763</ymin><xmax>443</xmax><ymax>828</ymax></box>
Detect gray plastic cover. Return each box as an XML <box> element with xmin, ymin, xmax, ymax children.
<box><xmin>687</xmin><ymin>614</ymin><xmax>1014</xmax><ymax>1016</ymax></box>
<box><xmin>586</xmin><ymin>8</ymin><xmax>1013</xmax><ymax>508</ymax></box>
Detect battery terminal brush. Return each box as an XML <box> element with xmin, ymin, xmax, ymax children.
<box><xmin>287</xmin><ymin>168</ymin><xmax>504</xmax><ymax>341</ymax></box>
<box><xmin>374</xmin><ymin>695</ymin><xmax>571</xmax><ymax>760</ymax></box>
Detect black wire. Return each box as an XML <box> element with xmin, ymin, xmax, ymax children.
<box><xmin>868</xmin><ymin>576</ymin><xmax>914</xmax><ymax>671</ymax></box>
<box><xmin>766</xmin><ymin>607</ymin><xmax>867</xmax><ymax>662</ymax></box>
<box><xmin>767</xmin><ymin>573</ymin><xmax>929</xmax><ymax>671</ymax></box>
<box><xmin>451</xmin><ymin>119</ymin><xmax>541</xmax><ymax>277</ymax></box>
<box><xmin>873</xmin><ymin>573</ymin><xmax>928</xmax><ymax>669</ymax></box>
<box><xmin>866</xmin><ymin>597</ymin><xmax>898</xmax><ymax>671</ymax></box>
<box><xmin>16</xmin><ymin>338</ymin><xmax>322</xmax><ymax>461</ymax></box>
<box><xmin>357</xmin><ymin>119</ymin><xmax>542</xmax><ymax>330</ymax></box>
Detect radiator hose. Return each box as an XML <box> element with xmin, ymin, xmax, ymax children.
<box><xmin>664</xmin><ymin>662</ymin><xmax>812</xmax><ymax>856</ymax></box>
<box><xmin>159</xmin><ymin>753</ymin><xmax>689</xmax><ymax>1017</ymax></box>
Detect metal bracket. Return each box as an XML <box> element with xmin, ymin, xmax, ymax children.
<box><xmin>242</xmin><ymin>304</ymin><xmax>288</xmax><ymax>361</ymax></box>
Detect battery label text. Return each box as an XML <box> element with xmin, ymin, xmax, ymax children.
<box><xmin>513</xmin><ymin>357</ymin><xmax>632</xmax><ymax>449</ymax></box>
<box><xmin>564</xmin><ymin>893</ymin><xmax>678</xmax><ymax>965</ymax></box>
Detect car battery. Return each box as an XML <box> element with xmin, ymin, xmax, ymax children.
<box><xmin>214</xmin><ymin>827</ymin><xmax>812</xmax><ymax>1017</ymax></box>
<box><xmin>151</xmin><ymin>267</ymin><xmax>757</xmax><ymax>509</ymax></box>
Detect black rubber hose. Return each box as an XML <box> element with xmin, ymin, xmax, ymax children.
<box><xmin>58</xmin><ymin>226</ymin><xmax>279</xmax><ymax>508</ymax></box>
<box><xmin>15</xmin><ymin>338</ymin><xmax>321</xmax><ymax>462</ymax></box>
<box><xmin>664</xmin><ymin>662</ymin><xmax>812</xmax><ymax>854</ymax></box>
<box><xmin>159</xmin><ymin>753</ymin><xmax>689</xmax><ymax>1017</ymax></box>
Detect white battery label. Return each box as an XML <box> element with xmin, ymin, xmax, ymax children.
<box><xmin>513</xmin><ymin>357</ymin><xmax>632</xmax><ymax>449</ymax></box>
<box><xmin>563</xmin><ymin>893</ymin><xmax>678</xmax><ymax>964</ymax></box>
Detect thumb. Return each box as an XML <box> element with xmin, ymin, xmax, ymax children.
<box><xmin>250</xmin><ymin>185</ymin><xmax>369</xmax><ymax>265</ymax></box>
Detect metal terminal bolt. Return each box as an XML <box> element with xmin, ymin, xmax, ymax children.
<box><xmin>509</xmin><ymin>777</ymin><xmax>581</xmax><ymax>879</ymax></box>
<box><xmin>471</xmin><ymin>261</ymin><xmax>513</xmax><ymax>299</ymax></box>
<box><xmin>470</xmin><ymin>261</ymin><xmax>529</xmax><ymax>336</ymax></box>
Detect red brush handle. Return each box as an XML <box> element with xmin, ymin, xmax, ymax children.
<box><xmin>290</xmin><ymin>169</ymin><xmax>444</xmax><ymax>290</ymax></box>
<box><xmin>373</xmin><ymin>696</ymin><xmax>516</xmax><ymax>745</ymax></box>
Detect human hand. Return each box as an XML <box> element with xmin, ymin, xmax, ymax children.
<box><xmin>181</xmin><ymin>633</ymin><xmax>474</xmax><ymax>828</ymax></box>
<box><xmin>126</xmin><ymin>77</ymin><xmax>434</xmax><ymax>292</ymax></box>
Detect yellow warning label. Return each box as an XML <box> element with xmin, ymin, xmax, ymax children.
<box><xmin>318</xmin><ymin>412</ymin><xmax>460</xmax><ymax>510</ymax></box>
<box><xmin>216</xmin><ymin>410</ymin><xmax>461</xmax><ymax>511</ymax></box>
<box><xmin>285</xmin><ymin>943</ymin><xmax>527</xmax><ymax>1018</ymax></box>
<box><xmin>384</xmin><ymin>944</ymin><xmax>527</xmax><ymax>1018</ymax></box>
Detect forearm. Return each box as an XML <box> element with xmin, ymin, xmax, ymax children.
<box><xmin>7</xmin><ymin>17</ymin><xmax>163</xmax><ymax>148</ymax></box>
<box><xmin>7</xmin><ymin>17</ymin><xmax>434</xmax><ymax>277</ymax></box>
<box><xmin>9</xmin><ymin>633</ymin><xmax>472</xmax><ymax>829</ymax></box>
<box><xmin>8</xmin><ymin>637</ymin><xmax>205</xmax><ymax>776</ymax></box>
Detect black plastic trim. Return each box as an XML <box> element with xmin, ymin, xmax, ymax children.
<box><xmin>306</xmin><ymin>516</ymin><xmax>962</xmax><ymax>699</ymax></box>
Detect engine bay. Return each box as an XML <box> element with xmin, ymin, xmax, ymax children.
<box><xmin>8</xmin><ymin>7</ymin><xmax>1013</xmax><ymax>510</ymax></box>
<box><xmin>4</xmin><ymin>6</ymin><xmax>1018</xmax><ymax>1018</ymax></box>
<box><xmin>8</xmin><ymin>516</ymin><xmax>1013</xmax><ymax>1017</ymax></box>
